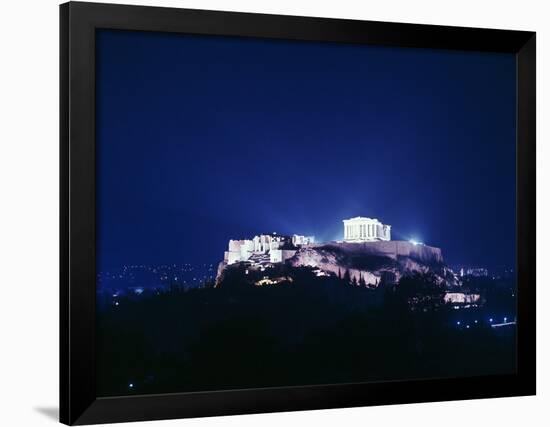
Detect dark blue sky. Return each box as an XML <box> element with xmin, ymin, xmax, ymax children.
<box><xmin>96</xmin><ymin>30</ymin><xmax>516</xmax><ymax>271</ymax></box>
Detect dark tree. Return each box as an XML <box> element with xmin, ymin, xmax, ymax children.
<box><xmin>343</xmin><ymin>269</ymin><xmax>351</xmax><ymax>285</ymax></box>
<box><xmin>397</xmin><ymin>272</ymin><xmax>444</xmax><ymax>301</ymax></box>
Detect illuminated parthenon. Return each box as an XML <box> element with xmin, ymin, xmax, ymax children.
<box><xmin>343</xmin><ymin>216</ymin><xmax>391</xmax><ymax>242</ymax></box>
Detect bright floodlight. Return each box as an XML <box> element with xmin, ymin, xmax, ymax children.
<box><xmin>409</xmin><ymin>239</ymin><xmax>422</xmax><ymax>246</ymax></box>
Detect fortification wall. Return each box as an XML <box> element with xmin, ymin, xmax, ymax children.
<box><xmin>317</xmin><ymin>240</ymin><xmax>443</xmax><ymax>264</ymax></box>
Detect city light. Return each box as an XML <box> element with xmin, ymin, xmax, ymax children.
<box><xmin>489</xmin><ymin>318</ymin><xmax>493</xmax><ymax>322</ymax></box>
<box><xmin>456</xmin><ymin>321</ymin><xmax>461</xmax><ymax>325</ymax></box>
<box><xmin>129</xmin><ymin>383</ymin><xmax>134</xmax><ymax>389</ymax></box>
<box><xmin>504</xmin><ymin>317</ymin><xmax>507</xmax><ymax>322</ymax></box>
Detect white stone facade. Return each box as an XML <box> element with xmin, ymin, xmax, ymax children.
<box><xmin>292</xmin><ymin>234</ymin><xmax>315</xmax><ymax>246</ymax></box>
<box><xmin>444</xmin><ymin>293</ymin><xmax>481</xmax><ymax>304</ymax></box>
<box><xmin>343</xmin><ymin>217</ymin><xmax>391</xmax><ymax>242</ymax></box>
<box><xmin>224</xmin><ymin>233</ymin><xmax>313</xmax><ymax>266</ymax></box>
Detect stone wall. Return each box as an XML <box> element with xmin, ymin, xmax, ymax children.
<box><xmin>270</xmin><ymin>249</ymin><xmax>297</xmax><ymax>264</ymax></box>
<box><xmin>316</xmin><ymin>240</ymin><xmax>443</xmax><ymax>264</ymax></box>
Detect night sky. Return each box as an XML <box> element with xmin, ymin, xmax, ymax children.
<box><xmin>96</xmin><ymin>29</ymin><xmax>516</xmax><ymax>271</ymax></box>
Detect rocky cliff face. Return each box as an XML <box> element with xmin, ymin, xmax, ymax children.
<box><xmin>287</xmin><ymin>241</ymin><xmax>456</xmax><ymax>287</ymax></box>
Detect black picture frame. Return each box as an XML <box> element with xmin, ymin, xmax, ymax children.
<box><xmin>60</xmin><ymin>1</ymin><xmax>536</xmax><ymax>425</ymax></box>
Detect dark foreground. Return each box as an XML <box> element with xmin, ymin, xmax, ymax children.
<box><xmin>97</xmin><ymin>268</ymin><xmax>516</xmax><ymax>396</ymax></box>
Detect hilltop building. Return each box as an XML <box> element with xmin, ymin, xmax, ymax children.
<box><xmin>224</xmin><ymin>233</ymin><xmax>314</xmax><ymax>266</ymax></box>
<box><xmin>343</xmin><ymin>217</ymin><xmax>391</xmax><ymax>242</ymax></box>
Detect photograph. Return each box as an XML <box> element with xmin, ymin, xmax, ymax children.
<box><xmin>0</xmin><ymin>0</ymin><xmax>544</xmax><ymax>426</ymax></box>
<box><xmin>95</xmin><ymin>28</ymin><xmax>518</xmax><ymax>396</ymax></box>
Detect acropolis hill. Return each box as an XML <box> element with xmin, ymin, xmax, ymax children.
<box><xmin>313</xmin><ymin>240</ymin><xmax>443</xmax><ymax>264</ymax></box>
<box><xmin>216</xmin><ymin>217</ymin><xmax>452</xmax><ymax>287</ymax></box>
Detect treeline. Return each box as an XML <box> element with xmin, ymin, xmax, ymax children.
<box><xmin>97</xmin><ymin>267</ymin><xmax>516</xmax><ymax>396</ymax></box>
